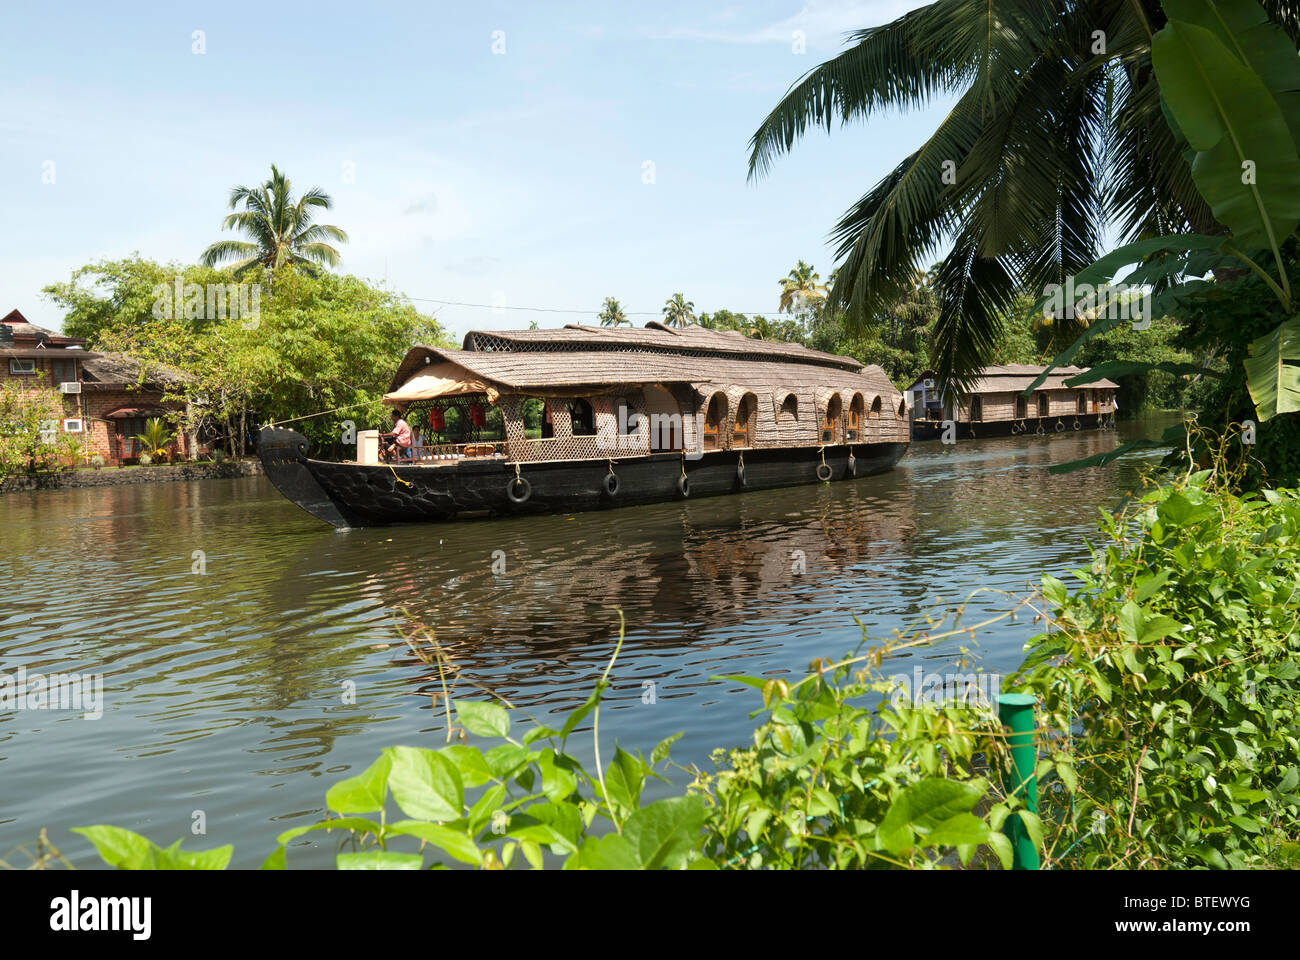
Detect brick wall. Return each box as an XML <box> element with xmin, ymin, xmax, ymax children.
<box><xmin>2</xmin><ymin>354</ymin><xmax>186</xmax><ymax>465</ymax></box>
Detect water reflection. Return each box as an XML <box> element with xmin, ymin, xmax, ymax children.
<box><xmin>0</xmin><ymin>417</ymin><xmax>1171</xmax><ymax>865</ymax></box>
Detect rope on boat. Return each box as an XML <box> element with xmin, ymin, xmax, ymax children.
<box><xmin>264</xmin><ymin>397</ymin><xmax>386</xmax><ymax>428</ymax></box>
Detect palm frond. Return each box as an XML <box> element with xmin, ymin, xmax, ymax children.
<box><xmin>200</xmin><ymin>239</ymin><xmax>259</xmax><ymax>268</ymax></box>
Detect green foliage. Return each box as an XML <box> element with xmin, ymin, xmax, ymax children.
<box><xmin>200</xmin><ymin>164</ymin><xmax>349</xmax><ymax>276</ymax></box>
<box><xmin>71</xmin><ymin>826</ymin><xmax>231</xmax><ymax>870</ymax></box>
<box><xmin>69</xmin><ymin>617</ymin><xmax>1029</xmax><ymax>870</ymax></box>
<box><xmin>134</xmin><ymin>417</ymin><xmax>176</xmax><ymax>462</ymax></box>
<box><xmin>42</xmin><ymin>255</ymin><xmax>452</xmax><ymax>453</ymax></box>
<box><xmin>1153</xmin><ymin>14</ymin><xmax>1300</xmax><ymax>259</ymax></box>
<box><xmin>747</xmin><ymin>0</ymin><xmax>1212</xmax><ymax>393</ymax></box>
<box><xmin>0</xmin><ymin>383</ymin><xmax>86</xmax><ymax>477</ymax></box>
<box><xmin>661</xmin><ymin>293</ymin><xmax>696</xmax><ymax>328</ymax></box>
<box><xmin>1175</xmin><ymin>253</ymin><xmax>1300</xmax><ymax>484</ymax></box>
<box><xmin>1041</xmin><ymin>3</ymin><xmax>1300</xmax><ymax>432</ymax></box>
<box><xmin>778</xmin><ymin>260</ymin><xmax>828</xmax><ymax>316</ymax></box>
<box><xmin>693</xmin><ymin>665</ymin><xmax>1017</xmax><ymax>869</ymax></box>
<box><xmin>1012</xmin><ymin>457</ymin><xmax>1300</xmax><ymax>868</ymax></box>
<box><xmin>597</xmin><ymin>297</ymin><xmax>629</xmax><ymax>327</ymax></box>
<box><xmin>1073</xmin><ymin>316</ymin><xmax>1203</xmax><ymax>415</ymax></box>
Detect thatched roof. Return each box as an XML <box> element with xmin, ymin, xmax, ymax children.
<box><xmin>81</xmin><ymin>352</ymin><xmax>189</xmax><ymax>391</ymax></box>
<box><xmin>387</xmin><ymin>347</ymin><xmax>897</xmax><ymax>404</ymax></box>
<box><xmin>462</xmin><ymin>322</ymin><xmax>863</xmax><ymax>372</ymax></box>
<box><xmin>907</xmin><ymin>364</ymin><xmax>1118</xmax><ymax>394</ymax></box>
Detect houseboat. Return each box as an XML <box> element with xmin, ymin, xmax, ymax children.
<box><xmin>259</xmin><ymin>323</ymin><xmax>910</xmax><ymax>528</ymax></box>
<box><xmin>906</xmin><ymin>365</ymin><xmax>1118</xmax><ymax>441</ymax></box>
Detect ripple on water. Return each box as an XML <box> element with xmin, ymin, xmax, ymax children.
<box><xmin>0</xmin><ymin>419</ymin><xmax>1173</xmax><ymax>865</ymax></box>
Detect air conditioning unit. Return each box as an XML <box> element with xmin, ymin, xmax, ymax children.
<box><xmin>60</xmin><ymin>381</ymin><xmax>81</xmax><ymax>394</ymax></box>
<box><xmin>922</xmin><ymin>379</ymin><xmax>935</xmax><ymax>390</ymax></box>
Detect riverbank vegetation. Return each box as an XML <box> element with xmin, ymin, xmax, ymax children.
<box><xmin>43</xmin><ymin>256</ymin><xmax>451</xmax><ymax>457</ymax></box>
<box><xmin>739</xmin><ymin>0</ymin><xmax>1300</xmax><ymax>486</ymax></box>
<box><xmin>0</xmin><ymin>383</ymin><xmax>87</xmax><ymax>477</ymax></box>
<box><xmin>37</xmin><ymin>165</ymin><xmax>450</xmax><ymax>458</ymax></box>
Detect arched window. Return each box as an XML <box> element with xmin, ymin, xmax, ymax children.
<box><xmin>970</xmin><ymin>396</ymin><xmax>983</xmax><ymax>422</ymax></box>
<box><xmin>869</xmin><ymin>396</ymin><xmax>882</xmax><ymax>419</ymax></box>
<box><xmin>568</xmin><ymin>398</ymin><xmax>596</xmax><ymax>436</ymax></box>
<box><xmin>897</xmin><ymin>397</ymin><xmax>907</xmax><ymax>418</ymax></box>
<box><xmin>1037</xmin><ymin>394</ymin><xmax>1049</xmax><ymax>418</ymax></box>
<box><xmin>733</xmin><ymin>393</ymin><xmax>756</xmax><ymax>448</ymax></box>
<box><xmin>778</xmin><ymin>393</ymin><xmax>799</xmax><ymax>421</ymax></box>
<box><xmin>821</xmin><ymin>394</ymin><xmax>842</xmax><ymax>443</ymax></box>
<box><xmin>703</xmin><ymin>392</ymin><xmax>727</xmax><ymax>450</ymax></box>
<box><xmin>847</xmin><ymin>393</ymin><xmax>864</xmax><ymax>441</ymax></box>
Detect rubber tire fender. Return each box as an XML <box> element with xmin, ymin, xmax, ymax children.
<box><xmin>506</xmin><ymin>476</ymin><xmax>532</xmax><ymax>503</ymax></box>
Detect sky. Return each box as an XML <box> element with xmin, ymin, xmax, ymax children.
<box><xmin>0</xmin><ymin>0</ymin><xmax>950</xmax><ymax>340</ymax></box>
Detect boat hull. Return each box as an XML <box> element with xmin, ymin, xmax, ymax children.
<box><xmin>259</xmin><ymin>426</ymin><xmax>908</xmax><ymax>528</ymax></box>
<box><xmin>911</xmin><ymin>413</ymin><xmax>1113</xmax><ymax>441</ymax></box>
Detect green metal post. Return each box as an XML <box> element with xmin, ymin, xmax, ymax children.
<box><xmin>997</xmin><ymin>693</ymin><xmax>1038</xmax><ymax>870</ymax></box>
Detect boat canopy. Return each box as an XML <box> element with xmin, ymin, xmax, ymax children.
<box><xmin>382</xmin><ymin>361</ymin><xmax>491</xmax><ymax>405</ymax></box>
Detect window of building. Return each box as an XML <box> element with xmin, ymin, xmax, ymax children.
<box><xmin>821</xmin><ymin>395</ymin><xmax>842</xmax><ymax>442</ymax></box>
<box><xmin>847</xmin><ymin>394</ymin><xmax>864</xmax><ymax>440</ymax></box>
<box><xmin>1037</xmin><ymin>394</ymin><xmax>1049</xmax><ymax>418</ymax></box>
<box><xmin>1076</xmin><ymin>392</ymin><xmax>1087</xmax><ymax>414</ymax></box>
<box><xmin>568</xmin><ymin>398</ymin><xmax>597</xmax><ymax>436</ymax></box>
<box><xmin>733</xmin><ymin>393</ymin><xmax>755</xmax><ymax>448</ymax></box>
<box><xmin>9</xmin><ymin>358</ymin><xmax>36</xmax><ymax>375</ymax></box>
<box><xmin>778</xmin><ymin>394</ymin><xmax>798</xmax><ymax>421</ymax></box>
<box><xmin>53</xmin><ymin>359</ymin><xmax>77</xmax><ymax>385</ymax></box>
<box><xmin>869</xmin><ymin>396</ymin><xmax>882</xmax><ymax>419</ymax></box>
<box><xmin>703</xmin><ymin>393</ymin><xmax>726</xmax><ymax>450</ymax></box>
<box><xmin>1015</xmin><ymin>394</ymin><xmax>1027</xmax><ymax>419</ymax></box>
<box><xmin>970</xmin><ymin>396</ymin><xmax>983</xmax><ymax>421</ymax></box>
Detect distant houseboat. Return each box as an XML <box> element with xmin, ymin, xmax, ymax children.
<box><xmin>906</xmin><ymin>365</ymin><xmax>1118</xmax><ymax>441</ymax></box>
<box><xmin>259</xmin><ymin>323</ymin><xmax>910</xmax><ymax>528</ymax></box>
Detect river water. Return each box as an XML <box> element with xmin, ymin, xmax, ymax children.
<box><xmin>0</xmin><ymin>416</ymin><xmax>1173</xmax><ymax>867</ymax></box>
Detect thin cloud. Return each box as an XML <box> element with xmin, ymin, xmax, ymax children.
<box><xmin>646</xmin><ymin>0</ymin><xmax>925</xmax><ymax>50</ymax></box>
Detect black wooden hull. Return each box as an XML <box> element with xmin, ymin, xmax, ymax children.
<box><xmin>258</xmin><ymin>426</ymin><xmax>908</xmax><ymax>528</ymax></box>
<box><xmin>911</xmin><ymin>413</ymin><xmax>1112</xmax><ymax>441</ymax></box>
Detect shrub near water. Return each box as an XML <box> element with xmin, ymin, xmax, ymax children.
<box><xmin>67</xmin><ymin>634</ymin><xmax>1029</xmax><ymax>870</ymax></box>
<box><xmin>1013</xmin><ymin>470</ymin><xmax>1300</xmax><ymax>868</ymax></box>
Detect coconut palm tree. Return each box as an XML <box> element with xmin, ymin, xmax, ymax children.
<box><xmin>778</xmin><ymin>260</ymin><xmax>829</xmax><ymax>314</ymax></box>
<box><xmin>200</xmin><ymin>165</ymin><xmax>349</xmax><ymax>279</ymax></box>
<box><xmin>134</xmin><ymin>417</ymin><xmax>176</xmax><ymax>462</ymax></box>
<box><xmin>598</xmin><ymin>297</ymin><xmax>630</xmax><ymax>327</ymax></box>
<box><xmin>661</xmin><ymin>293</ymin><xmax>696</xmax><ymax>328</ymax></box>
<box><xmin>747</xmin><ymin>1</ymin><xmax>1300</xmax><ymax>390</ymax></box>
